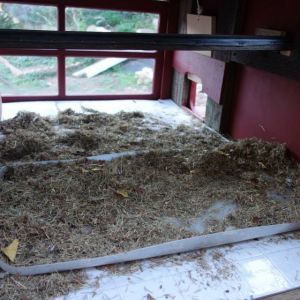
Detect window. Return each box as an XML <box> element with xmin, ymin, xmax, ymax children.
<box><xmin>0</xmin><ymin>56</ymin><xmax>58</xmax><ymax>96</ymax></box>
<box><xmin>66</xmin><ymin>57</ymin><xmax>155</xmax><ymax>95</ymax></box>
<box><xmin>66</xmin><ymin>8</ymin><xmax>159</xmax><ymax>33</ymax></box>
<box><xmin>0</xmin><ymin>3</ymin><xmax>57</xmax><ymax>30</ymax></box>
<box><xmin>0</xmin><ymin>1</ymin><xmax>171</xmax><ymax>101</ymax></box>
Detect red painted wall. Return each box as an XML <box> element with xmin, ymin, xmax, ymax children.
<box><xmin>230</xmin><ymin>66</ymin><xmax>300</xmax><ymax>159</ymax></box>
<box><xmin>229</xmin><ymin>0</ymin><xmax>300</xmax><ymax>160</ymax></box>
<box><xmin>242</xmin><ymin>0</ymin><xmax>300</xmax><ymax>35</ymax></box>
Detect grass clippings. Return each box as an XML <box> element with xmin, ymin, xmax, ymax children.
<box><xmin>198</xmin><ymin>138</ymin><xmax>291</xmax><ymax>175</ymax></box>
<box><xmin>0</xmin><ymin>140</ymin><xmax>299</xmax><ymax>266</ymax></box>
<box><xmin>0</xmin><ymin>111</ymin><xmax>53</xmax><ymax>135</ymax></box>
<box><xmin>0</xmin><ymin>109</ymin><xmax>221</xmax><ymax>162</ymax></box>
<box><xmin>0</xmin><ymin>271</ymin><xmax>85</xmax><ymax>300</ymax></box>
<box><xmin>0</xmin><ymin>110</ymin><xmax>299</xmax><ymax>299</ymax></box>
<box><xmin>0</xmin><ymin>129</ymin><xmax>49</xmax><ymax>160</ymax></box>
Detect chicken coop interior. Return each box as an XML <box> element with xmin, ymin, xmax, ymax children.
<box><xmin>0</xmin><ymin>0</ymin><xmax>300</xmax><ymax>299</ymax></box>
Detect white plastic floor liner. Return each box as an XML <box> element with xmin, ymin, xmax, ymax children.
<box><xmin>1</xmin><ymin>223</ymin><xmax>300</xmax><ymax>277</ymax></box>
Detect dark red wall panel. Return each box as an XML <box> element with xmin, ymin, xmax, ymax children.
<box><xmin>229</xmin><ymin>0</ymin><xmax>300</xmax><ymax>160</ymax></box>
<box><xmin>229</xmin><ymin>66</ymin><xmax>300</xmax><ymax>160</ymax></box>
<box><xmin>242</xmin><ymin>0</ymin><xmax>300</xmax><ymax>35</ymax></box>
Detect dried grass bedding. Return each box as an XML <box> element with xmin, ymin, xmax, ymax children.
<box><xmin>0</xmin><ymin>110</ymin><xmax>300</xmax><ymax>299</ymax></box>
<box><xmin>0</xmin><ymin>272</ymin><xmax>85</xmax><ymax>300</ymax></box>
<box><xmin>1</xmin><ymin>139</ymin><xmax>299</xmax><ymax>266</ymax></box>
<box><xmin>0</xmin><ymin>110</ymin><xmax>221</xmax><ymax>162</ymax></box>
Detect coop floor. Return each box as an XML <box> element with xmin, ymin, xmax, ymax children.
<box><xmin>1</xmin><ymin>99</ymin><xmax>300</xmax><ymax>300</ymax></box>
<box><xmin>54</xmin><ymin>233</ymin><xmax>300</xmax><ymax>300</ymax></box>
<box><xmin>2</xmin><ymin>99</ymin><xmax>196</xmax><ymax>127</ymax></box>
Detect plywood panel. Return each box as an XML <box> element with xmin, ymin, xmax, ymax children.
<box><xmin>173</xmin><ymin>51</ymin><xmax>225</xmax><ymax>104</ymax></box>
<box><xmin>187</xmin><ymin>14</ymin><xmax>216</xmax><ymax>57</ymax></box>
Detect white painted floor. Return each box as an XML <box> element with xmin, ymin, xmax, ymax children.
<box><xmin>2</xmin><ymin>99</ymin><xmax>300</xmax><ymax>300</ymax></box>
<box><xmin>54</xmin><ymin>234</ymin><xmax>300</xmax><ymax>300</ymax></box>
<box><xmin>1</xmin><ymin>99</ymin><xmax>198</xmax><ymax>128</ymax></box>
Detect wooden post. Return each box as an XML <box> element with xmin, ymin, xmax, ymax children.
<box><xmin>206</xmin><ymin>0</ymin><xmax>248</xmax><ymax>133</ymax></box>
<box><xmin>171</xmin><ymin>0</ymin><xmax>193</xmax><ymax>105</ymax></box>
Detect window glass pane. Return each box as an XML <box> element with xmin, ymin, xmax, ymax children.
<box><xmin>66</xmin><ymin>57</ymin><xmax>154</xmax><ymax>95</ymax></box>
<box><xmin>66</xmin><ymin>8</ymin><xmax>159</xmax><ymax>33</ymax></box>
<box><xmin>0</xmin><ymin>3</ymin><xmax>57</xmax><ymax>30</ymax></box>
<box><xmin>0</xmin><ymin>56</ymin><xmax>58</xmax><ymax>96</ymax></box>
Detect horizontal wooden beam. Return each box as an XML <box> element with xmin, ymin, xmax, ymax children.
<box><xmin>231</xmin><ymin>50</ymin><xmax>300</xmax><ymax>81</ymax></box>
<box><xmin>0</xmin><ymin>30</ymin><xmax>292</xmax><ymax>51</ymax></box>
<box><xmin>255</xmin><ymin>287</ymin><xmax>300</xmax><ymax>300</ymax></box>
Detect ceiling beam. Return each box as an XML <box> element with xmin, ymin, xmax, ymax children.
<box><xmin>0</xmin><ymin>30</ymin><xmax>292</xmax><ymax>51</ymax></box>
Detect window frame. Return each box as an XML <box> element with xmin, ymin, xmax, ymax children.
<box><xmin>0</xmin><ymin>0</ymin><xmax>176</xmax><ymax>102</ymax></box>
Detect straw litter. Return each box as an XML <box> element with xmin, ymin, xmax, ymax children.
<box><xmin>0</xmin><ymin>110</ymin><xmax>299</xmax><ymax>299</ymax></box>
